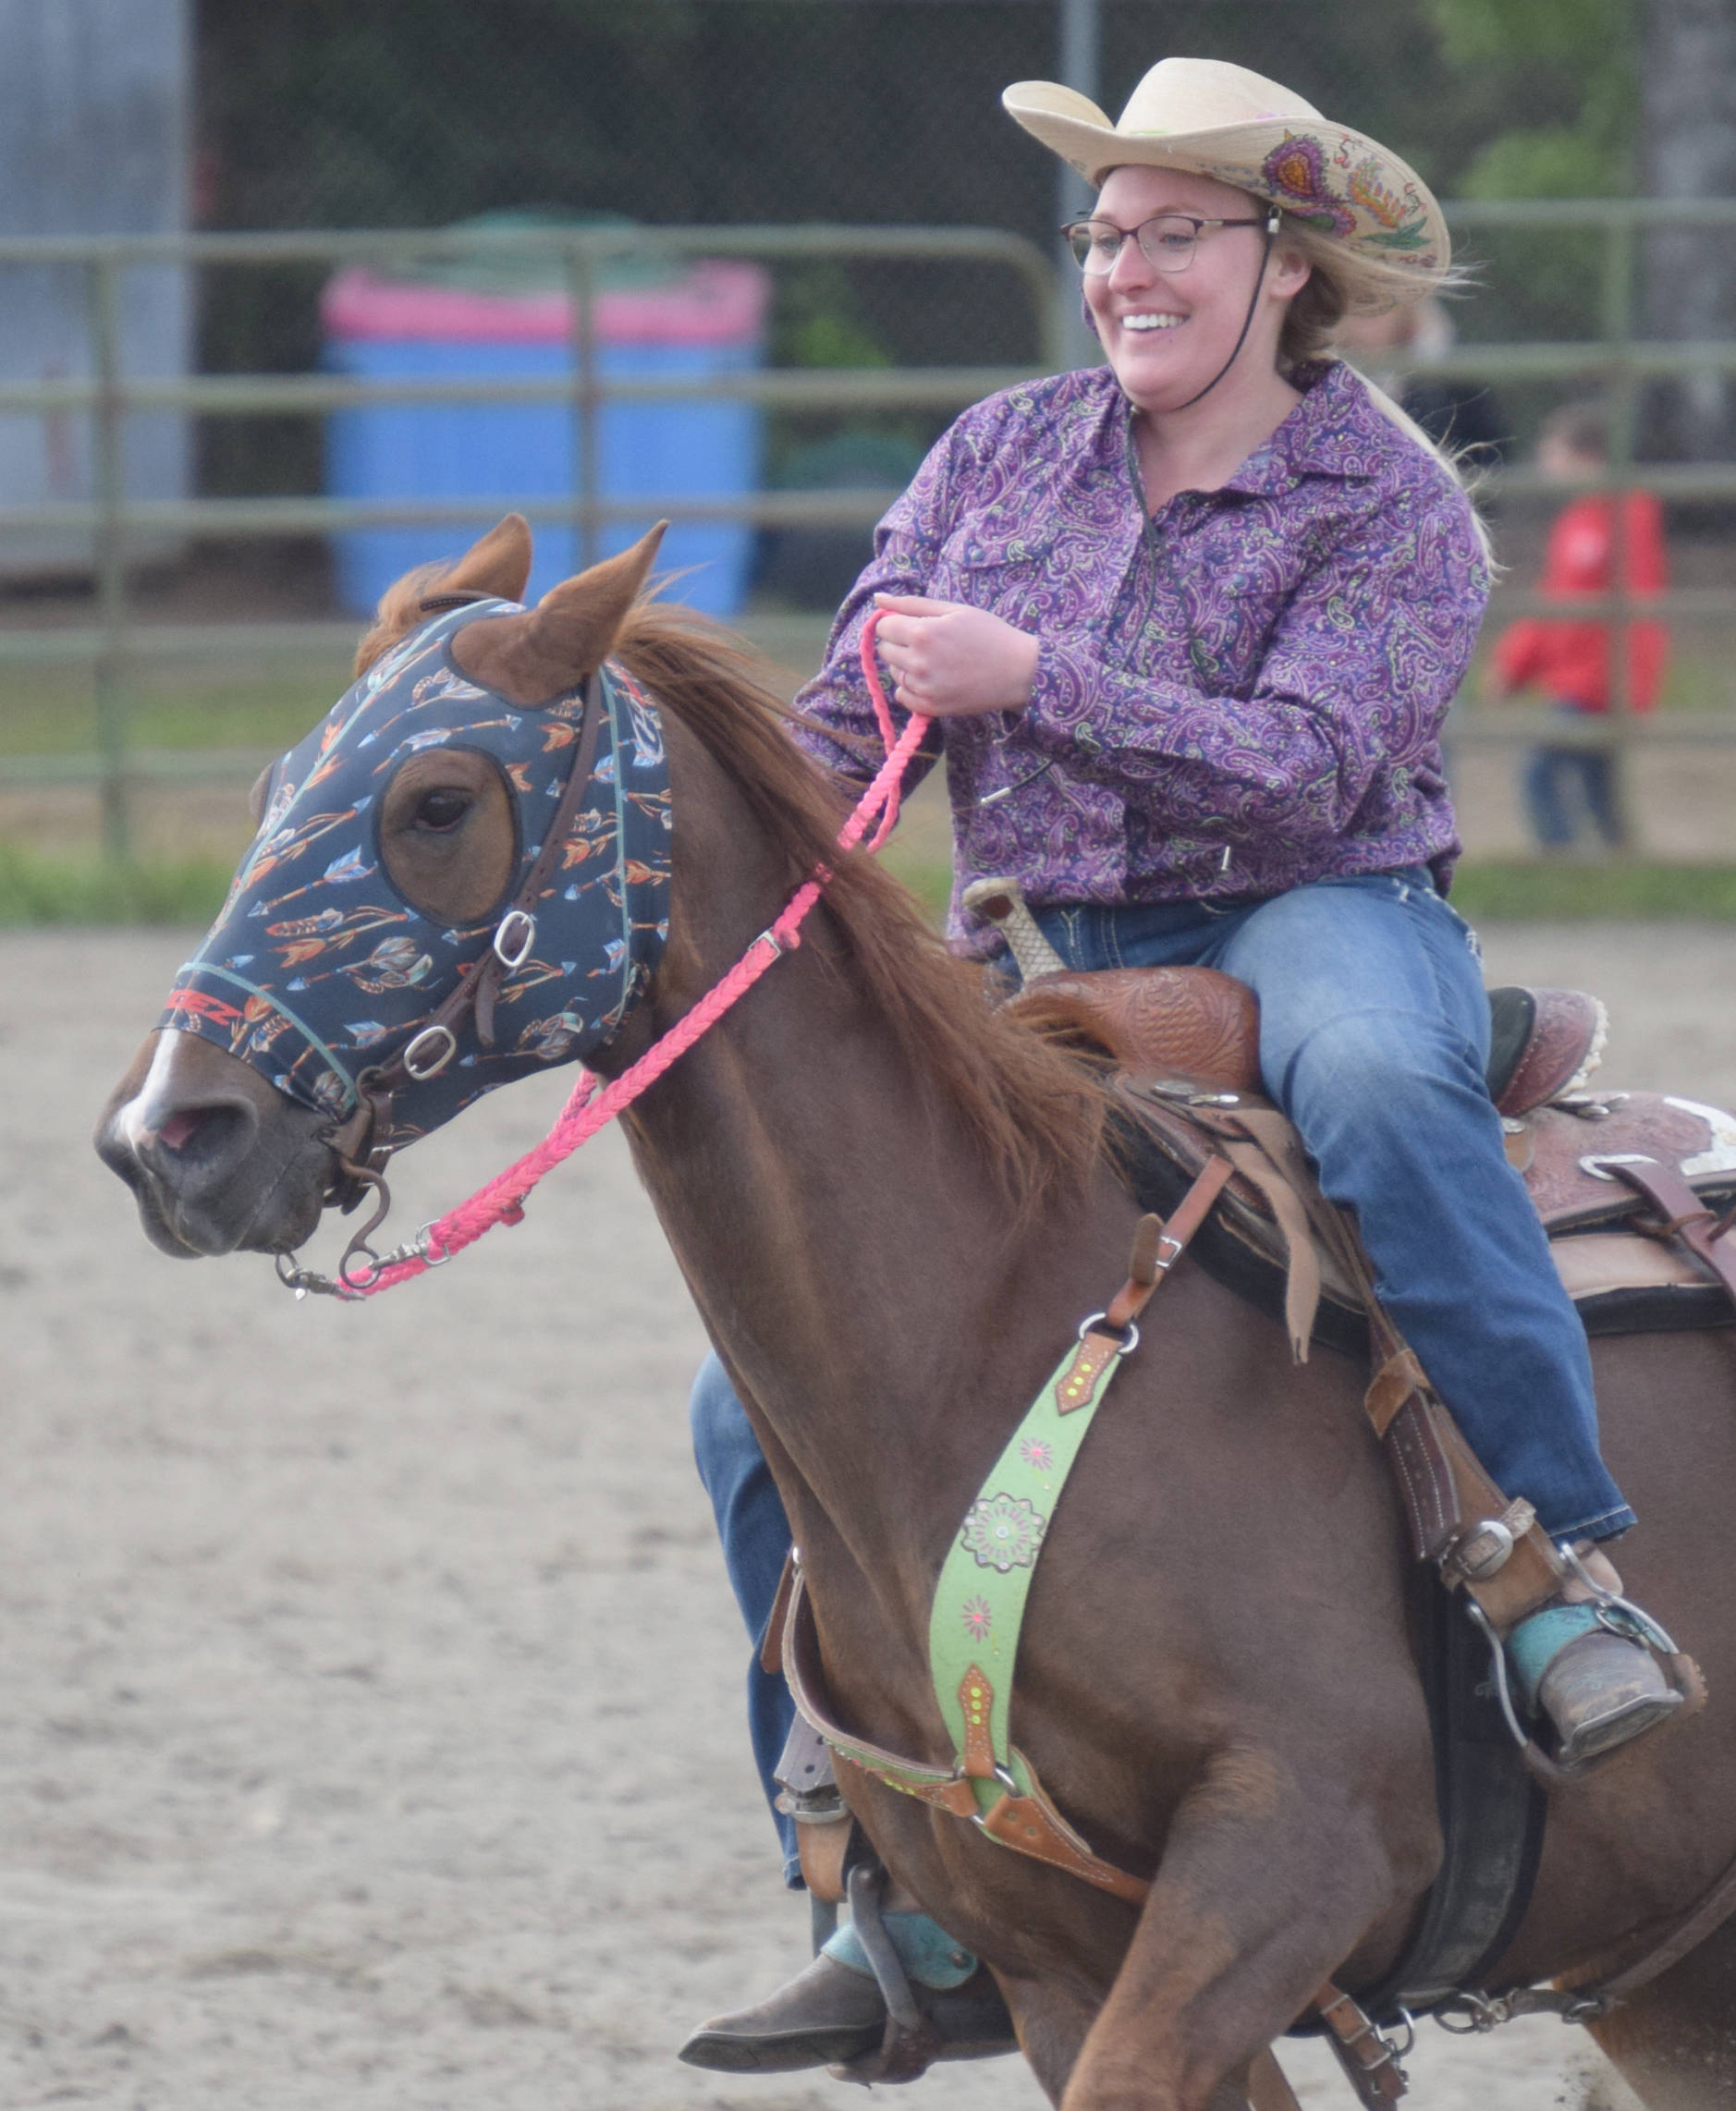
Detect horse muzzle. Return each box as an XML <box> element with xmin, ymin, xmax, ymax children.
<box><xmin>94</xmin><ymin>1029</ymin><xmax>338</xmax><ymax>1258</ymax></box>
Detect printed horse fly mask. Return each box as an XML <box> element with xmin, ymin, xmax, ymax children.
<box><xmin>158</xmin><ymin>596</ymin><xmax>672</xmax><ymax>1172</ymax></box>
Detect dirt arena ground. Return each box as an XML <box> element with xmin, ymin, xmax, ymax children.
<box><xmin>10</xmin><ymin>921</ymin><xmax>1736</xmax><ymax>2110</ymax></box>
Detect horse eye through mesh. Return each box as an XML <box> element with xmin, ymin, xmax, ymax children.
<box><xmin>375</xmin><ymin>745</ymin><xmax>520</xmax><ymax>926</ymax></box>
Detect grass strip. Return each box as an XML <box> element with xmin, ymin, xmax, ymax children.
<box><xmin>0</xmin><ymin>844</ymin><xmax>230</xmax><ymax>927</ymax></box>
<box><xmin>5</xmin><ymin>842</ymin><xmax>1736</xmax><ymax>932</ymax></box>
<box><xmin>1448</xmin><ymin>860</ymin><xmax>1736</xmax><ymax>921</ymax></box>
<box><xmin>883</xmin><ymin>859</ymin><xmax>1736</xmax><ymax>929</ymax></box>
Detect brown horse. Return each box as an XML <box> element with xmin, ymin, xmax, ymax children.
<box><xmin>96</xmin><ymin>519</ymin><xmax>1736</xmax><ymax>2111</ymax></box>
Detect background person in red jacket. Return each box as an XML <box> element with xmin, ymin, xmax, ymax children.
<box><xmin>1486</xmin><ymin>400</ymin><xmax>1669</xmax><ymax>850</ymax></box>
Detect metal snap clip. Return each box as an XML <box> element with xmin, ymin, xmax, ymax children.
<box><xmin>274</xmin><ymin>1250</ymin><xmax>331</xmax><ymax>1300</ymax></box>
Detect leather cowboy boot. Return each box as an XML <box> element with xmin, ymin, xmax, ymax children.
<box><xmin>1505</xmin><ymin>1547</ymin><xmax>1684</xmax><ymax>1768</ymax></box>
<box><xmin>677</xmin><ymin>1911</ymin><xmax>1017</xmax><ymax>2072</ymax></box>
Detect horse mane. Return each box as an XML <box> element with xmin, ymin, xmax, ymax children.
<box><xmin>352</xmin><ymin>563</ymin><xmax>466</xmax><ymax>679</ymax></box>
<box><xmin>611</xmin><ymin>600</ymin><xmax>1109</xmax><ymax>1226</ymax></box>
<box><xmin>354</xmin><ymin>579</ymin><xmax>1108</xmax><ymax>1225</ymax></box>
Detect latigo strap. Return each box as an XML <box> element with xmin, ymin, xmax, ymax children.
<box><xmin>1599</xmin><ymin>1153</ymin><xmax>1736</xmax><ymax>1304</ymax></box>
<box><xmin>1182</xmin><ymin>1097</ymin><xmax>1570</xmax><ymax>1626</ymax></box>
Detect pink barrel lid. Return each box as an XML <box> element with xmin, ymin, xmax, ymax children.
<box><xmin>322</xmin><ymin>257</ymin><xmax>768</xmax><ymax>345</ymax></box>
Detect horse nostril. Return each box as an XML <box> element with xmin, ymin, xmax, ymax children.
<box><xmin>158</xmin><ymin>1109</ymin><xmax>203</xmax><ymax>1152</ymax></box>
<box><xmin>150</xmin><ymin>1103</ymin><xmax>254</xmax><ymax>1173</ymax></box>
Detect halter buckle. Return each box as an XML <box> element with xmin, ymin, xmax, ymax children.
<box><xmin>494</xmin><ymin>908</ymin><xmax>537</xmax><ymax>970</ymax></box>
<box><xmin>403</xmin><ymin>1022</ymin><xmax>458</xmax><ymax>1080</ymax></box>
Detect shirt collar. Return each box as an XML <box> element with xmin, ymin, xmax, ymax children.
<box><xmin>1094</xmin><ymin>356</ymin><xmax>1389</xmax><ymax>509</ymax></box>
<box><xmin>1216</xmin><ymin>360</ymin><xmax>1385</xmax><ymax>495</ymax></box>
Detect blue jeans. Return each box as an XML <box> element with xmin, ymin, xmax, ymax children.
<box><xmin>690</xmin><ymin>1356</ymin><xmax>804</xmax><ymax>1886</ymax></box>
<box><xmin>691</xmin><ymin>869</ymin><xmax>1635</xmax><ymax>1872</ymax></box>
<box><xmin>1524</xmin><ymin>706</ymin><xmax>1624</xmax><ymax>849</ymax></box>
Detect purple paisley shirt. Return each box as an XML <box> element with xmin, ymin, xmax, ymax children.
<box><xmin>790</xmin><ymin>358</ymin><xmax>1488</xmax><ymax>954</ymax></box>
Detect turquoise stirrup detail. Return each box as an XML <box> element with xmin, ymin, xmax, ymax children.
<box><xmin>1504</xmin><ymin>1602</ymin><xmax>1607</xmax><ymax>1710</ymax></box>
<box><xmin>824</xmin><ymin>1911</ymin><xmax>979</xmax><ymax>1992</ymax></box>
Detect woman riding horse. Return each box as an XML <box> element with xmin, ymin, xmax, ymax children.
<box><xmin>680</xmin><ymin>55</ymin><xmax>1688</xmax><ymax>2073</ymax></box>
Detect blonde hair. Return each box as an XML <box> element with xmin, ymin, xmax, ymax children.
<box><xmin>1274</xmin><ymin>214</ymin><xmax>1494</xmax><ymax>564</ymax></box>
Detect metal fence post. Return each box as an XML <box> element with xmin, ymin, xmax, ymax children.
<box><xmin>568</xmin><ymin>238</ymin><xmax>600</xmax><ymax>573</ymax></box>
<box><xmin>1053</xmin><ymin>0</ymin><xmax>1101</xmax><ymax>372</ymax></box>
<box><xmin>1602</xmin><ymin>210</ymin><xmax>1638</xmax><ymax>857</ymax></box>
<box><xmin>90</xmin><ymin>251</ymin><xmax>131</xmax><ymax>862</ymax></box>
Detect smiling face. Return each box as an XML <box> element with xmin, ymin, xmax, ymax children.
<box><xmin>1082</xmin><ymin>165</ymin><xmax>1309</xmax><ymax>417</ymax></box>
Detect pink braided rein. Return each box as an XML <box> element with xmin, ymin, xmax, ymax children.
<box><xmin>336</xmin><ymin>611</ymin><xmax>929</xmax><ymax>1298</ymax></box>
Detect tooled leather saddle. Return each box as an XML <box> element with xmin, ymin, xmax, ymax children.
<box><xmin>986</xmin><ymin>934</ymin><xmax>1736</xmax><ymax>1351</ymax></box>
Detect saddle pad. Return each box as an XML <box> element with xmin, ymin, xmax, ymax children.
<box><xmin>1551</xmin><ymin>1230</ymin><xmax>1736</xmax><ymax>1336</ymax></box>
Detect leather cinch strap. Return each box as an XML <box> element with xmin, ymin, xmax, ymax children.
<box><xmin>1185</xmin><ymin>1099</ymin><xmax>1568</xmax><ymax>1623</ymax></box>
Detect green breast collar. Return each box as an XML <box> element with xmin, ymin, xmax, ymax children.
<box><xmin>780</xmin><ymin>1157</ymin><xmax>1233</xmax><ymax>1903</ymax></box>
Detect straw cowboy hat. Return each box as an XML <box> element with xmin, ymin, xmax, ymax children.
<box><xmin>1003</xmin><ymin>57</ymin><xmax>1449</xmax><ymax>276</ymax></box>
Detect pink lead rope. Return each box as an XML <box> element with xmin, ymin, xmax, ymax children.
<box><xmin>326</xmin><ymin>610</ymin><xmax>930</xmax><ymax>1299</ymax></box>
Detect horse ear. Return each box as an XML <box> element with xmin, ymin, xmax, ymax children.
<box><xmin>451</xmin><ymin>520</ymin><xmax>668</xmax><ymax>705</ymax></box>
<box><xmin>351</xmin><ymin>513</ymin><xmax>535</xmax><ymax>677</ymax></box>
<box><xmin>440</xmin><ymin>512</ymin><xmax>533</xmax><ymax>603</ymax></box>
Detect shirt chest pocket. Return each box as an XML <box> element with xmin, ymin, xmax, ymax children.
<box><xmin>931</xmin><ymin>528</ymin><xmax>1060</xmax><ymax>617</ymax></box>
<box><xmin>1155</xmin><ymin>537</ymin><xmax>1298</xmax><ymax>690</ymax></box>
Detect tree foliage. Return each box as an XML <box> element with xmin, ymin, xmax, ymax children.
<box><xmin>1427</xmin><ymin>0</ymin><xmax>1640</xmax><ymax>196</ymax></box>
<box><xmin>191</xmin><ymin>0</ymin><xmax>1646</xmax><ymax>489</ymax></box>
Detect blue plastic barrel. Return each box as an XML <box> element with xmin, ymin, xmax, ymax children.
<box><xmin>322</xmin><ymin>243</ymin><xmax>767</xmax><ymax>616</ymax></box>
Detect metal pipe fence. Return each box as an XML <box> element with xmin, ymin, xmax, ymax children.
<box><xmin>3</xmin><ymin>205</ymin><xmax>1736</xmax><ymax>862</ymax></box>
<box><xmin>0</xmin><ymin>223</ymin><xmax>1060</xmax><ymax>860</ymax></box>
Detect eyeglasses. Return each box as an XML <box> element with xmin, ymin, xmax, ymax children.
<box><xmin>1060</xmin><ymin>211</ymin><xmax>1278</xmax><ymax>277</ymax></box>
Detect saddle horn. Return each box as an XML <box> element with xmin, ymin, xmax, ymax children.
<box><xmin>962</xmin><ymin>876</ymin><xmax>1067</xmax><ymax>985</ymax></box>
